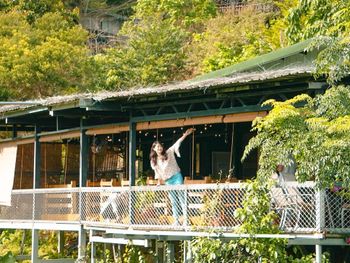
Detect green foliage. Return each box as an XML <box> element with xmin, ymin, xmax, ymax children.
<box><xmin>0</xmin><ymin>0</ymin><xmax>79</xmax><ymax>24</ymax></box>
<box><xmin>0</xmin><ymin>230</ymin><xmax>31</xmax><ymax>257</ymax></box>
<box><xmin>186</xmin><ymin>0</ymin><xmax>299</xmax><ymax>75</ymax></box>
<box><xmin>0</xmin><ymin>10</ymin><xmax>99</xmax><ymax>99</ymax></box>
<box><xmin>306</xmin><ymin>36</ymin><xmax>350</xmax><ymax>84</ymax></box>
<box><xmin>191</xmin><ymin>180</ymin><xmax>317</xmax><ymax>262</ymax></box>
<box><xmin>99</xmin><ymin>15</ymin><xmax>188</xmax><ymax>89</ymax></box>
<box><xmin>0</xmin><ymin>251</ymin><xmax>16</xmax><ymax>263</ymax></box>
<box><xmin>96</xmin><ymin>0</ymin><xmax>218</xmax><ymax>89</ymax></box>
<box><xmin>122</xmin><ymin>244</ymin><xmax>146</xmax><ymax>263</ymax></box>
<box><xmin>262</xmin><ymin>0</ymin><xmax>298</xmax><ymax>49</ymax></box>
<box><xmin>286</xmin><ymin>0</ymin><xmax>350</xmax><ymax>44</ymax></box>
<box><xmin>187</xmin><ymin>6</ymin><xmax>271</xmax><ymax>74</ymax></box>
<box><xmin>244</xmin><ymin>86</ymin><xmax>350</xmax><ymax>189</ymax></box>
<box><xmin>132</xmin><ymin>0</ymin><xmax>217</xmax><ymax>28</ymax></box>
<box><xmin>286</xmin><ymin>0</ymin><xmax>350</xmax><ymax>84</ymax></box>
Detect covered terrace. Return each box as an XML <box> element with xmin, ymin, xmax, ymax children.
<box><xmin>0</xmin><ymin>40</ymin><xmax>347</xmax><ymax>262</ymax></box>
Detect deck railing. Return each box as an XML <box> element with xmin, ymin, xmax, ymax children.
<box><xmin>0</xmin><ymin>182</ymin><xmax>349</xmax><ymax>234</ymax></box>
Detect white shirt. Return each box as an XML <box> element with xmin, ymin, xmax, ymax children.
<box><xmin>151</xmin><ymin>138</ymin><xmax>183</xmax><ymax>181</ymax></box>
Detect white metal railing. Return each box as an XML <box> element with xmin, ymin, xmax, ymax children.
<box><xmin>0</xmin><ymin>183</ymin><xmax>349</xmax><ymax>234</ymax></box>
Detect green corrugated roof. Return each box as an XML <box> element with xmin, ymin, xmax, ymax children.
<box><xmin>192</xmin><ymin>38</ymin><xmax>313</xmax><ymax>82</ymax></box>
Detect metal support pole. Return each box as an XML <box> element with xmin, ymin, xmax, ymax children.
<box><xmin>33</xmin><ymin>125</ymin><xmax>41</xmax><ymax>189</ymax></box>
<box><xmin>155</xmin><ymin>241</ymin><xmax>164</xmax><ymax>263</ymax></box>
<box><xmin>128</xmin><ymin>121</ymin><xmax>136</xmax><ymax>186</ymax></box>
<box><xmin>31</xmin><ymin>229</ymin><xmax>39</xmax><ymax>263</ymax></box>
<box><xmin>79</xmin><ymin>118</ymin><xmax>88</xmax><ymax>187</ymax></box>
<box><xmin>58</xmin><ymin>231</ymin><xmax>64</xmax><ymax>255</ymax></box>
<box><xmin>184</xmin><ymin>241</ymin><xmax>192</xmax><ymax>263</ymax></box>
<box><xmin>12</xmin><ymin>125</ymin><xmax>17</xmax><ymax>139</ymax></box>
<box><xmin>78</xmin><ymin>226</ymin><xmax>86</xmax><ymax>261</ymax></box>
<box><xmin>316</xmin><ymin>189</ymin><xmax>325</xmax><ymax>232</ymax></box>
<box><xmin>166</xmin><ymin>242</ymin><xmax>175</xmax><ymax>263</ymax></box>
<box><xmin>91</xmin><ymin>242</ymin><xmax>96</xmax><ymax>263</ymax></box>
<box><xmin>315</xmin><ymin>244</ymin><xmax>322</xmax><ymax>263</ymax></box>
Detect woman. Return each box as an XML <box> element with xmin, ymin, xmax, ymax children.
<box><xmin>272</xmin><ymin>164</ymin><xmax>285</xmax><ymax>185</ymax></box>
<box><xmin>150</xmin><ymin>128</ymin><xmax>194</xmax><ymax>225</ymax></box>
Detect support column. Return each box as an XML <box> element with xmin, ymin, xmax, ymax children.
<box><xmin>91</xmin><ymin>242</ymin><xmax>96</xmax><ymax>263</ymax></box>
<box><xmin>33</xmin><ymin>125</ymin><xmax>41</xmax><ymax>188</ymax></box>
<box><xmin>79</xmin><ymin>118</ymin><xmax>88</xmax><ymax>187</ymax></box>
<box><xmin>315</xmin><ymin>244</ymin><xmax>322</xmax><ymax>263</ymax></box>
<box><xmin>78</xmin><ymin>225</ymin><xmax>86</xmax><ymax>261</ymax></box>
<box><xmin>128</xmin><ymin>121</ymin><xmax>136</xmax><ymax>186</ymax></box>
<box><xmin>31</xmin><ymin>229</ymin><xmax>39</xmax><ymax>263</ymax></box>
<box><xmin>58</xmin><ymin>231</ymin><xmax>64</xmax><ymax>255</ymax></box>
<box><xmin>12</xmin><ymin>125</ymin><xmax>17</xmax><ymax>139</ymax></box>
<box><xmin>166</xmin><ymin>242</ymin><xmax>175</xmax><ymax>263</ymax></box>
<box><xmin>184</xmin><ymin>241</ymin><xmax>192</xmax><ymax>263</ymax></box>
<box><xmin>155</xmin><ymin>241</ymin><xmax>164</xmax><ymax>263</ymax></box>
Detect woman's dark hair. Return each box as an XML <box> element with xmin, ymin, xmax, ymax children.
<box><xmin>150</xmin><ymin>141</ymin><xmax>167</xmax><ymax>166</ymax></box>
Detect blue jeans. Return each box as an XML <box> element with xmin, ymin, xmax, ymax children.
<box><xmin>165</xmin><ymin>172</ymin><xmax>185</xmax><ymax>222</ymax></box>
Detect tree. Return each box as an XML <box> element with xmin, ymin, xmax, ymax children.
<box><xmin>97</xmin><ymin>15</ymin><xmax>188</xmax><ymax>89</ymax></box>
<box><xmin>0</xmin><ymin>0</ymin><xmax>79</xmax><ymax>24</ymax></box>
<box><xmin>286</xmin><ymin>0</ymin><xmax>350</xmax><ymax>84</ymax></box>
<box><xmin>186</xmin><ymin>6</ymin><xmax>272</xmax><ymax>75</ymax></box>
<box><xmin>98</xmin><ymin>0</ymin><xmax>217</xmax><ymax>89</ymax></box>
<box><xmin>0</xmin><ymin>11</ymin><xmax>99</xmax><ymax>99</ymax></box>
<box><xmin>185</xmin><ymin>0</ymin><xmax>299</xmax><ymax>76</ymax></box>
<box><xmin>243</xmin><ymin>86</ymin><xmax>350</xmax><ymax>189</ymax></box>
<box><xmin>132</xmin><ymin>0</ymin><xmax>217</xmax><ymax>28</ymax></box>
<box><xmin>191</xmin><ymin>179</ymin><xmax>318</xmax><ymax>262</ymax></box>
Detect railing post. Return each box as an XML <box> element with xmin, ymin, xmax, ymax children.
<box><xmin>316</xmin><ymin>188</ymin><xmax>325</xmax><ymax>232</ymax></box>
<box><xmin>184</xmin><ymin>187</ymin><xmax>188</xmax><ymax>229</ymax></box>
<box><xmin>129</xmin><ymin>188</ymin><xmax>135</xmax><ymax>226</ymax></box>
<box><xmin>315</xmin><ymin>188</ymin><xmax>325</xmax><ymax>263</ymax></box>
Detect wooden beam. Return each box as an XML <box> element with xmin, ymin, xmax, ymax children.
<box><xmin>39</xmin><ymin>130</ymin><xmax>80</xmax><ymax>142</ymax></box>
<box><xmin>131</xmin><ymin>105</ymin><xmax>269</xmax><ymax>122</ymax></box>
<box><xmin>86</xmin><ymin>124</ymin><xmax>129</xmax><ymax>135</ymax></box>
<box><xmin>183</xmin><ymin>115</ymin><xmax>223</xmax><ymax>126</ymax></box>
<box><xmin>0</xmin><ymin>137</ymin><xmax>34</xmax><ymax>146</ymax></box>
<box><xmin>223</xmin><ymin>111</ymin><xmax>267</xmax><ymax>123</ymax></box>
